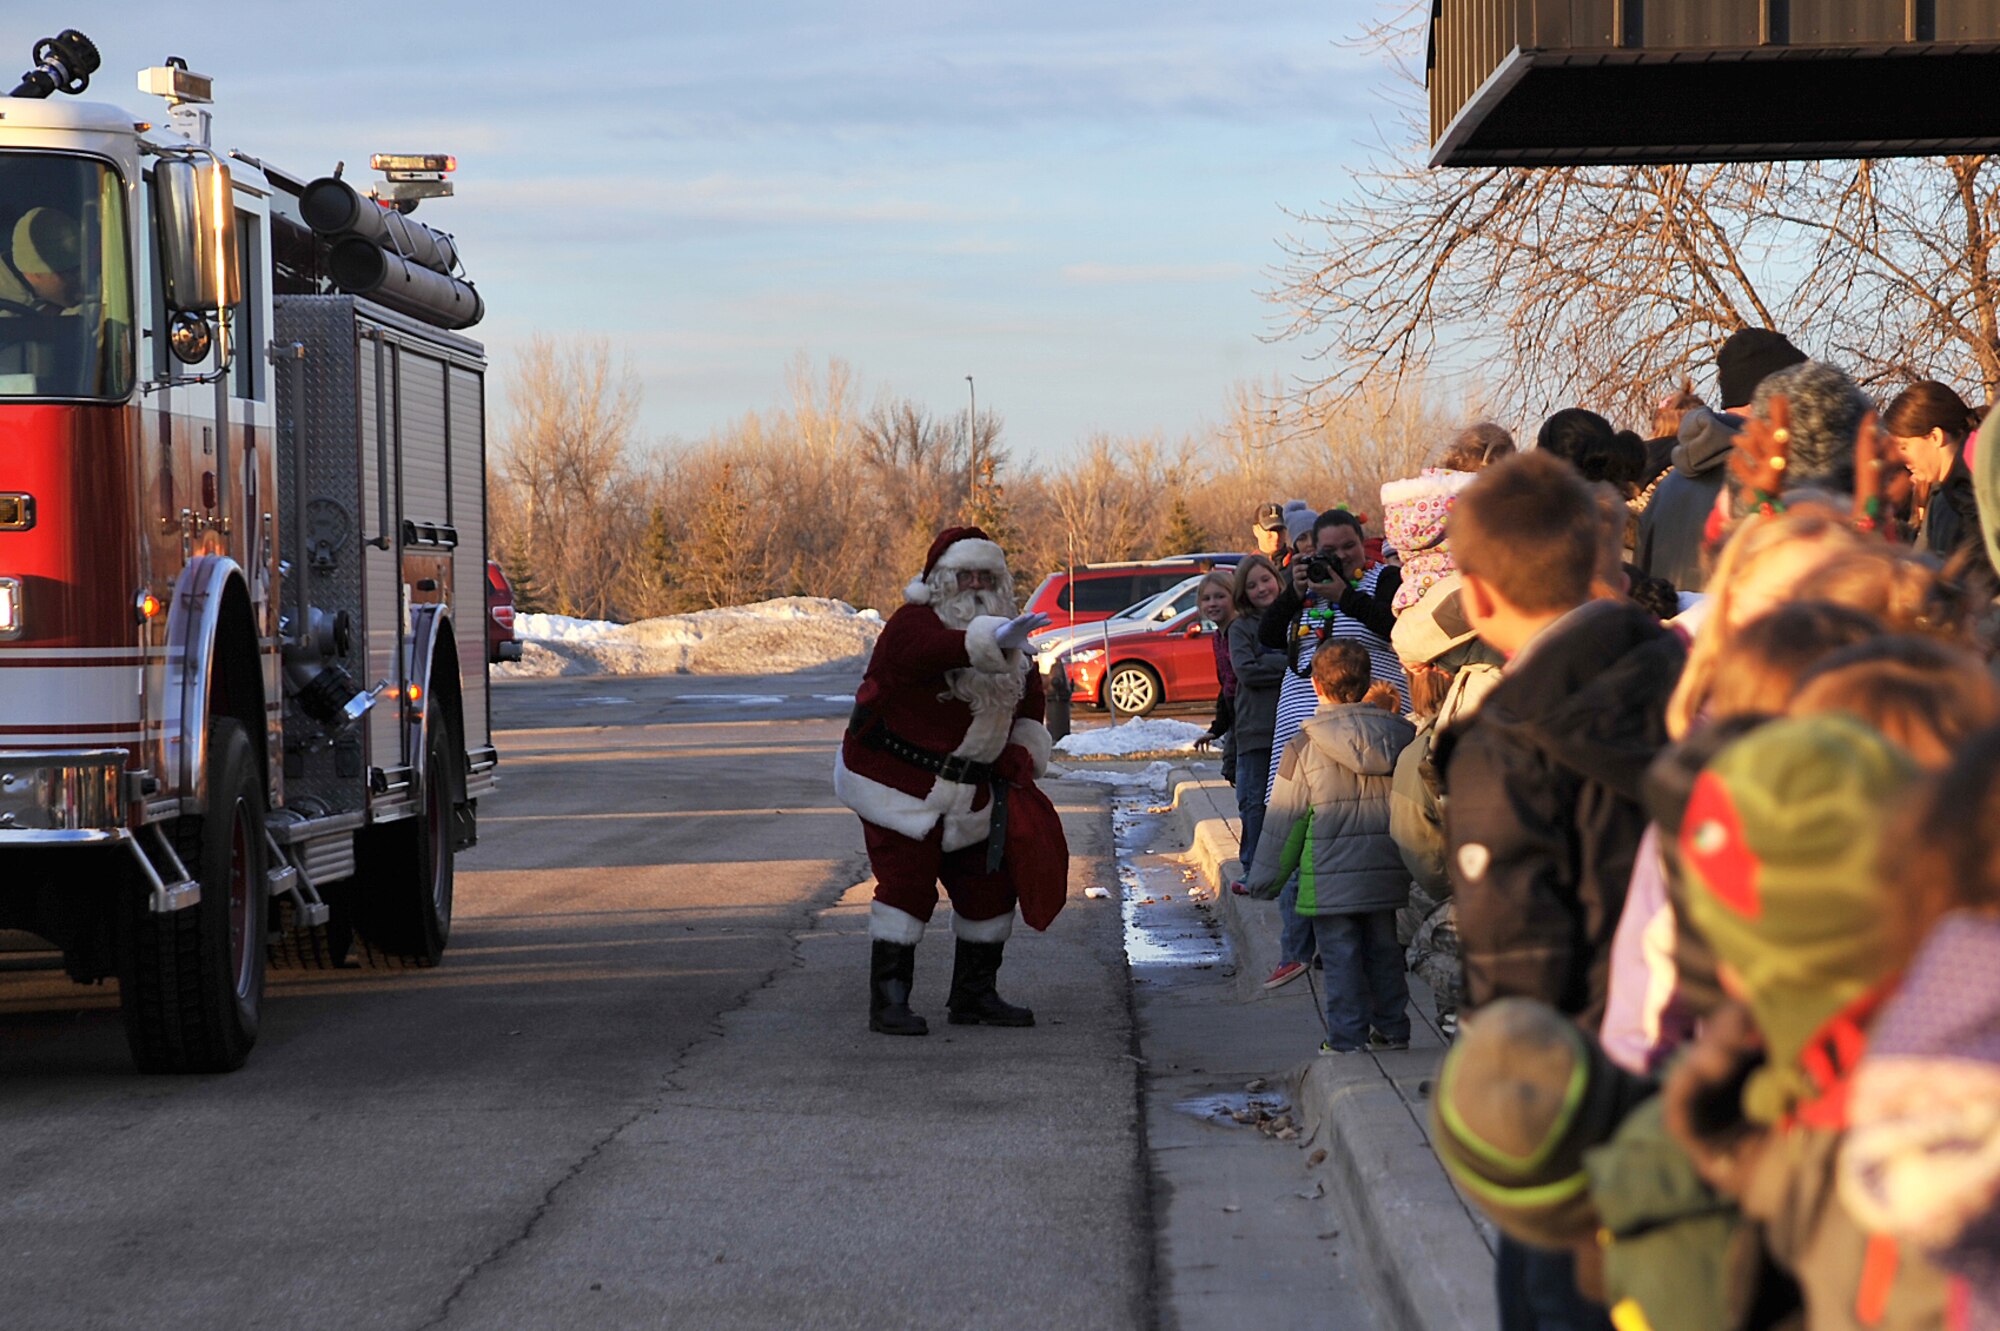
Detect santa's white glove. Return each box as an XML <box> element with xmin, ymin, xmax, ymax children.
<box><xmin>994</xmin><ymin>612</ymin><xmax>1052</xmax><ymax>651</ymax></box>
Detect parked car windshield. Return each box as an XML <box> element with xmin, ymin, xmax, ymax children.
<box><xmin>1112</xmin><ymin>575</ymin><xmax>1205</xmax><ymax>624</ymax></box>
<box><xmin>0</xmin><ymin>154</ymin><xmax>133</xmax><ymax>401</ymax></box>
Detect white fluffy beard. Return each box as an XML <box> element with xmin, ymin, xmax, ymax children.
<box><xmin>928</xmin><ymin>568</ymin><xmax>1025</xmax><ymax>714</ymax></box>
<box><xmin>943</xmin><ymin>662</ymin><xmax>1026</xmax><ymax>714</ymax></box>
<box><xmin>928</xmin><ymin>572</ymin><xmax>1016</xmax><ymax>630</ymax></box>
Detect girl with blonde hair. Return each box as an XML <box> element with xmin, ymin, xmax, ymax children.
<box><xmin>1665</xmin><ymin>505</ymin><xmax>1861</xmax><ymax>738</ymax></box>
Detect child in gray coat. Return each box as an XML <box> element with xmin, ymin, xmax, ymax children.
<box><xmin>1246</xmin><ymin>641</ymin><xmax>1418</xmax><ymax>1053</ymax></box>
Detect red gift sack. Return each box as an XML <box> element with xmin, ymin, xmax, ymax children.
<box><xmin>1006</xmin><ymin>780</ymin><xmax>1071</xmax><ymax>931</ymax></box>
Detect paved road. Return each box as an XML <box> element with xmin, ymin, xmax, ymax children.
<box><xmin>0</xmin><ymin>669</ymin><xmax>1150</xmax><ymax>1330</ymax></box>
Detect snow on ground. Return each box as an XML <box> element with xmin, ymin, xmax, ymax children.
<box><xmin>1053</xmin><ymin>761</ymin><xmax>1174</xmax><ymax>790</ymax></box>
<box><xmin>495</xmin><ymin>598</ymin><xmax>885</xmax><ymax>678</ymax></box>
<box><xmin>1054</xmin><ymin>717</ymin><xmax>1208</xmax><ymax>758</ymax></box>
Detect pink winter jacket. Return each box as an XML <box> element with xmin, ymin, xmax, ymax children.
<box><xmin>1380</xmin><ymin>469</ymin><xmax>1477</xmax><ymax>614</ymax></box>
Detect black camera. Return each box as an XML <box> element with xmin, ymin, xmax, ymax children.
<box><xmin>1305</xmin><ymin>556</ymin><xmax>1339</xmax><ymax>584</ymax></box>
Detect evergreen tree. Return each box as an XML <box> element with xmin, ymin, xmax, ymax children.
<box><xmin>1157</xmin><ymin>495</ymin><xmax>1209</xmax><ymax>558</ymax></box>
<box><xmin>496</xmin><ymin>546</ymin><xmax>543</xmax><ymax>616</ymax></box>
<box><xmin>680</xmin><ymin>463</ymin><xmax>757</xmax><ymax>609</ymax></box>
<box><xmin>639</xmin><ymin>503</ymin><xmax>682</xmax><ymax>613</ymax></box>
<box><xmin>961</xmin><ymin>453</ymin><xmax>1012</xmax><ymax>544</ymax></box>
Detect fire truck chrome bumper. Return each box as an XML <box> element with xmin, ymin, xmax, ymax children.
<box><xmin>0</xmin><ymin>753</ymin><xmax>195</xmax><ymax>910</ymax></box>
<box><xmin>0</xmin><ymin>750</ymin><xmax>125</xmax><ymax>834</ymax></box>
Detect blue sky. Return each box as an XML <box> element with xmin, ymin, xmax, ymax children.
<box><xmin>6</xmin><ymin>4</ymin><xmax>1403</xmax><ymax>459</ymax></box>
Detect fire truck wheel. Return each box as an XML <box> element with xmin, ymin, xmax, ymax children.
<box><xmin>353</xmin><ymin>703</ymin><xmax>456</xmax><ymax>965</ymax></box>
<box><xmin>121</xmin><ymin>717</ymin><xmax>269</xmax><ymax>1074</ymax></box>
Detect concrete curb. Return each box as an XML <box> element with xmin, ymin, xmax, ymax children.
<box><xmin>1162</xmin><ymin>767</ymin><xmax>1498</xmax><ymax>1331</ymax></box>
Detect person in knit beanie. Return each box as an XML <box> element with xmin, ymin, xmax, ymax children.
<box><xmin>1678</xmin><ymin>714</ymin><xmax>1913</xmax><ymax>1123</ymax></box>
<box><xmin>1380</xmin><ymin>468</ymin><xmax>1478</xmax><ymax>614</ymax></box>
<box><xmin>1671</xmin><ymin>714</ymin><xmax>1953</xmax><ymax>1331</ymax></box>
<box><xmin>1282</xmin><ymin>501</ymin><xmax>1317</xmax><ymax>554</ymax></box>
<box><xmin>1431</xmin><ymin>997</ymin><xmax>1653</xmax><ymax>1249</ymax></box>
<box><xmin>1433</xmin><ymin>997</ymin><xmax>1795</xmax><ymax>1330</ymax></box>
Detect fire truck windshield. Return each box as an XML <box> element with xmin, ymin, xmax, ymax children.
<box><xmin>0</xmin><ymin>154</ymin><xmax>132</xmax><ymax>401</ymax></box>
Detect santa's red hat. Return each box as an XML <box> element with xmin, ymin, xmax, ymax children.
<box><xmin>906</xmin><ymin>525</ymin><xmax>1009</xmax><ymax>605</ymax></box>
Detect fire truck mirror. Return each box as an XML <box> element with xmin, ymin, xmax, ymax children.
<box><xmin>154</xmin><ymin>157</ymin><xmax>241</xmax><ymax>317</ymax></box>
<box><xmin>167</xmin><ymin>310</ymin><xmax>211</xmax><ymax>365</ymax></box>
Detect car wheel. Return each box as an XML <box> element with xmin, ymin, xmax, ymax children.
<box><xmin>1106</xmin><ymin>663</ymin><xmax>1162</xmax><ymax>717</ymax></box>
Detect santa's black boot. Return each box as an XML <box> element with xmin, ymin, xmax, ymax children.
<box><xmin>947</xmin><ymin>940</ymin><xmax>1035</xmax><ymax>1026</ymax></box>
<box><xmin>869</xmin><ymin>940</ymin><xmax>929</xmax><ymax>1036</ymax></box>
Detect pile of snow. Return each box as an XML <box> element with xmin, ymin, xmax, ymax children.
<box><xmin>1055</xmin><ymin>761</ymin><xmax>1174</xmax><ymax>790</ymax></box>
<box><xmin>496</xmin><ymin>598</ymin><xmax>885</xmax><ymax>678</ymax></box>
<box><xmin>1054</xmin><ymin>717</ymin><xmax>1208</xmax><ymax>758</ymax></box>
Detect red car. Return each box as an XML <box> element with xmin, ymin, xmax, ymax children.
<box><xmin>1023</xmin><ymin>554</ymin><xmax>1239</xmax><ymax>630</ymax></box>
<box><xmin>486</xmin><ymin>560</ymin><xmax>522</xmax><ymax>663</ymax></box>
<box><xmin>1058</xmin><ymin>607</ymin><xmax>1222</xmax><ymax>716</ymax></box>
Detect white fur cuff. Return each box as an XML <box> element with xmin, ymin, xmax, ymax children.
<box><xmin>964</xmin><ymin>615</ymin><xmax>1011</xmax><ymax>673</ymax></box>
<box><xmin>931</xmin><ymin>539</ymin><xmax>1008</xmax><ymax>577</ymax></box>
<box><xmin>952</xmin><ymin>909</ymin><xmax>1014</xmax><ymax>943</ymax></box>
<box><xmin>1009</xmin><ymin>718</ymin><xmax>1053</xmax><ymax>778</ymax></box>
<box><xmin>1380</xmin><ymin>469</ymin><xmax>1478</xmax><ymax>506</ymax></box>
<box><xmin>870</xmin><ymin>901</ymin><xmax>928</xmax><ymax>944</ymax></box>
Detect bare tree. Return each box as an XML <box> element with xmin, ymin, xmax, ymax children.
<box><xmin>491</xmin><ymin>336</ymin><xmax>647</xmax><ymax>619</ymax></box>
<box><xmin>1272</xmin><ymin>8</ymin><xmax>2000</xmax><ymax>426</ymax></box>
<box><xmin>858</xmin><ymin>396</ymin><xmax>973</xmax><ymax>580</ymax></box>
<box><xmin>1040</xmin><ymin>436</ymin><xmax>1153</xmax><ymax>568</ymax></box>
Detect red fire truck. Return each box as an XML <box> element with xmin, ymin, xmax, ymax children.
<box><xmin>0</xmin><ymin>31</ymin><xmax>497</xmax><ymax>1071</ymax></box>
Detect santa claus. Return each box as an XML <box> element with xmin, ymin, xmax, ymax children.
<box><xmin>834</xmin><ymin>526</ymin><xmax>1054</xmax><ymax>1035</ymax></box>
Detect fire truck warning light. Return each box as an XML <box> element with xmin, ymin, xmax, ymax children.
<box><xmin>371</xmin><ymin>154</ymin><xmax>456</xmax><ymax>175</ymax></box>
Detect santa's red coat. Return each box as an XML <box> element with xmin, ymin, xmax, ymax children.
<box><xmin>834</xmin><ymin>604</ymin><xmax>1052</xmax><ymax>853</ymax></box>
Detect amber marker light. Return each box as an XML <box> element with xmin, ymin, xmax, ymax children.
<box><xmin>134</xmin><ymin>588</ymin><xmax>164</xmax><ymax>623</ymax></box>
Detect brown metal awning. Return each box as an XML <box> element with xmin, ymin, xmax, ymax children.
<box><xmin>1429</xmin><ymin>2</ymin><xmax>2000</xmax><ymax>167</ymax></box>
<box><xmin>1433</xmin><ymin>43</ymin><xmax>2000</xmax><ymax>166</ymax></box>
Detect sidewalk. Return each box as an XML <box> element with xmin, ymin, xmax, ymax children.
<box><xmin>1161</xmin><ymin>766</ymin><xmax>1498</xmax><ymax>1331</ymax></box>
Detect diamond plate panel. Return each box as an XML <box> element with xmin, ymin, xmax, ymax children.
<box><xmin>274</xmin><ymin>295</ymin><xmax>370</xmax><ymax>814</ymax></box>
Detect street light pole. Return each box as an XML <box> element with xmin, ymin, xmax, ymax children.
<box><xmin>965</xmin><ymin>374</ymin><xmax>977</xmax><ymax>501</ymax></box>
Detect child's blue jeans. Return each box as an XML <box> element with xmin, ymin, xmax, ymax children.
<box><xmin>1306</xmin><ymin>908</ymin><xmax>1410</xmax><ymax>1050</ymax></box>
<box><xmin>1276</xmin><ymin>875</ymin><xmax>1315</xmax><ymax>968</ymax></box>
<box><xmin>1233</xmin><ymin>746</ymin><xmax>1270</xmax><ymax>870</ymax></box>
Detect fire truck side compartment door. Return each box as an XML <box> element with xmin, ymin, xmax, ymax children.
<box><xmin>357</xmin><ymin>329</ymin><xmax>404</xmax><ymax>775</ymax></box>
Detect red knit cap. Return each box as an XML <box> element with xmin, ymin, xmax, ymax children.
<box><xmin>907</xmin><ymin>526</ymin><xmax>1007</xmax><ymax>605</ymax></box>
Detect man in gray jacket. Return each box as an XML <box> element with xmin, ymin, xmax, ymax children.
<box><xmin>1635</xmin><ymin>328</ymin><xmax>1805</xmax><ymax>592</ymax></box>
<box><xmin>1245</xmin><ymin>641</ymin><xmax>1417</xmax><ymax>1054</ymax></box>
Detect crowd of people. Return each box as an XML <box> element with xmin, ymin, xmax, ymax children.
<box><xmin>1193</xmin><ymin>328</ymin><xmax>2000</xmax><ymax>1331</ymax></box>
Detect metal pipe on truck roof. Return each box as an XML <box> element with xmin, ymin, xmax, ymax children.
<box><xmin>328</xmin><ymin>237</ymin><xmax>485</xmax><ymax>330</ymax></box>
<box><xmin>299</xmin><ymin>175</ymin><xmax>462</xmax><ymax>275</ymax></box>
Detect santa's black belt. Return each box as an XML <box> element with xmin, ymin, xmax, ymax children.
<box><xmin>849</xmin><ymin>707</ymin><xmax>1010</xmax><ymax>871</ymax></box>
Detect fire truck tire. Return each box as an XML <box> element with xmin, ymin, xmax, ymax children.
<box><xmin>353</xmin><ymin>703</ymin><xmax>456</xmax><ymax>966</ymax></box>
<box><xmin>121</xmin><ymin>718</ymin><xmax>269</xmax><ymax>1074</ymax></box>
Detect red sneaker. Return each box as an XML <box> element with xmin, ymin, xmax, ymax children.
<box><xmin>1229</xmin><ymin>880</ymin><xmax>1249</xmax><ymax>896</ymax></box>
<box><xmin>1262</xmin><ymin>960</ymin><xmax>1307</xmax><ymax>991</ymax></box>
